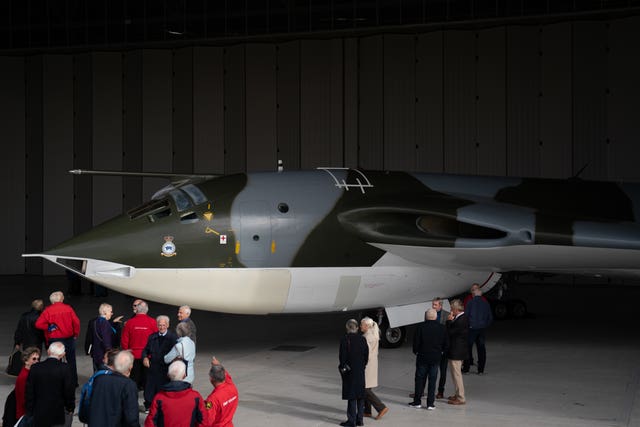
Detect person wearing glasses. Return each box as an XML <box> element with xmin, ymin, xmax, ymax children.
<box><xmin>15</xmin><ymin>347</ymin><xmax>41</xmax><ymax>420</ymax></box>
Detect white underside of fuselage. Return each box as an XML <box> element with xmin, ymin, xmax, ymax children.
<box><xmin>24</xmin><ymin>253</ymin><xmax>496</xmax><ymax>318</ymax></box>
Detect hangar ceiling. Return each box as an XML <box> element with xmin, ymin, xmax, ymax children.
<box><xmin>1</xmin><ymin>0</ymin><xmax>639</xmax><ymax>52</ymax></box>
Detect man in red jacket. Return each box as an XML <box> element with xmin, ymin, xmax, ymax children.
<box><xmin>35</xmin><ymin>290</ymin><xmax>81</xmax><ymax>387</ymax></box>
<box><xmin>203</xmin><ymin>357</ymin><xmax>238</xmax><ymax>427</ymax></box>
<box><xmin>122</xmin><ymin>300</ymin><xmax>158</xmax><ymax>390</ymax></box>
<box><xmin>145</xmin><ymin>360</ymin><xmax>206</xmax><ymax>427</ymax></box>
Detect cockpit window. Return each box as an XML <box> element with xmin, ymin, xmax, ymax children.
<box><xmin>169</xmin><ymin>189</ymin><xmax>191</xmax><ymax>212</ymax></box>
<box><xmin>128</xmin><ymin>199</ymin><xmax>171</xmax><ymax>220</ymax></box>
<box><xmin>182</xmin><ymin>184</ymin><xmax>207</xmax><ymax>206</ymax></box>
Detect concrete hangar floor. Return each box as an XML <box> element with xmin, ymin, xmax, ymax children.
<box><xmin>0</xmin><ymin>275</ymin><xmax>638</xmax><ymax>427</ymax></box>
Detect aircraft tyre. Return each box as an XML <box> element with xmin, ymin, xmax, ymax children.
<box><xmin>379</xmin><ymin>320</ymin><xmax>406</xmax><ymax>349</ymax></box>
<box><xmin>508</xmin><ymin>299</ymin><xmax>528</xmax><ymax>319</ymax></box>
<box><xmin>492</xmin><ymin>301</ymin><xmax>509</xmax><ymax>320</ymax></box>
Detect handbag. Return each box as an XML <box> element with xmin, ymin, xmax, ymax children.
<box><xmin>6</xmin><ymin>349</ymin><xmax>23</xmax><ymax>376</ymax></box>
<box><xmin>171</xmin><ymin>342</ymin><xmax>188</xmax><ymax>369</ymax></box>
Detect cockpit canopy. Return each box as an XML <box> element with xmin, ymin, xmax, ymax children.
<box><xmin>127</xmin><ymin>183</ymin><xmax>208</xmax><ymax>222</ymax></box>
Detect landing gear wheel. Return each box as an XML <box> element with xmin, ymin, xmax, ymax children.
<box><xmin>509</xmin><ymin>300</ymin><xmax>527</xmax><ymax>319</ymax></box>
<box><xmin>380</xmin><ymin>320</ymin><xmax>406</xmax><ymax>349</ymax></box>
<box><xmin>492</xmin><ymin>301</ymin><xmax>508</xmax><ymax>320</ymax></box>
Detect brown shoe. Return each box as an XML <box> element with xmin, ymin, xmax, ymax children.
<box><xmin>436</xmin><ymin>393</ymin><xmax>444</xmax><ymax>399</ymax></box>
<box><xmin>448</xmin><ymin>399</ymin><xmax>466</xmax><ymax>405</ymax></box>
<box><xmin>446</xmin><ymin>395</ymin><xmax>458</xmax><ymax>401</ymax></box>
<box><xmin>363</xmin><ymin>413</ymin><xmax>372</xmax><ymax>418</ymax></box>
<box><xmin>375</xmin><ymin>407</ymin><xmax>389</xmax><ymax>420</ymax></box>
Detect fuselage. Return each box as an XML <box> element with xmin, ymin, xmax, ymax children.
<box><xmin>27</xmin><ymin>169</ymin><xmax>640</xmax><ymax>316</ymax></box>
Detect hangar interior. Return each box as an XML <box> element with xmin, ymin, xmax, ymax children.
<box><xmin>1</xmin><ymin>2</ymin><xmax>639</xmax><ymax>274</ymax></box>
<box><xmin>1</xmin><ymin>3</ymin><xmax>640</xmax><ymax>427</ymax></box>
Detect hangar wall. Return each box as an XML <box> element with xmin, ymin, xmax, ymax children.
<box><xmin>1</xmin><ymin>16</ymin><xmax>639</xmax><ymax>274</ymax></box>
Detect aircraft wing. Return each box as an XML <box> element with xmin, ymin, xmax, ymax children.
<box><xmin>338</xmin><ymin>193</ymin><xmax>640</xmax><ymax>276</ymax></box>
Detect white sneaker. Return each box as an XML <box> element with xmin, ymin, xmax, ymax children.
<box><xmin>427</xmin><ymin>406</ymin><xmax>435</xmax><ymax>410</ymax></box>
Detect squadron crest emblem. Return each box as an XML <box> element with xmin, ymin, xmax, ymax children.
<box><xmin>161</xmin><ymin>236</ymin><xmax>177</xmax><ymax>257</ymax></box>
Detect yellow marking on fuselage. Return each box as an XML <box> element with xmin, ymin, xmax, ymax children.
<box><xmin>235</xmin><ymin>241</ymin><xmax>240</xmax><ymax>254</ymax></box>
<box><xmin>203</xmin><ymin>212</ymin><xmax>213</xmax><ymax>221</ymax></box>
<box><xmin>271</xmin><ymin>240</ymin><xmax>276</xmax><ymax>253</ymax></box>
<box><xmin>205</xmin><ymin>227</ymin><xmax>220</xmax><ymax>235</ymax></box>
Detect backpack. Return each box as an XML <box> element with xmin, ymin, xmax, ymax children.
<box><xmin>78</xmin><ymin>369</ymin><xmax>112</xmax><ymax>423</ymax></box>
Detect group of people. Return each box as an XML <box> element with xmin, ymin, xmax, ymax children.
<box><xmin>409</xmin><ymin>283</ymin><xmax>493</xmax><ymax>410</ymax></box>
<box><xmin>7</xmin><ymin>291</ymin><xmax>239</xmax><ymax>427</ymax></box>
<box><xmin>337</xmin><ymin>283</ymin><xmax>493</xmax><ymax>425</ymax></box>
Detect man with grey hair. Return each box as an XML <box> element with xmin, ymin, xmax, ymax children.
<box><xmin>89</xmin><ymin>350</ymin><xmax>140</xmax><ymax>427</ymax></box>
<box><xmin>432</xmin><ymin>297</ymin><xmax>450</xmax><ymax>398</ymax></box>
<box><xmin>409</xmin><ymin>308</ymin><xmax>447</xmax><ymax>410</ymax></box>
<box><xmin>122</xmin><ymin>300</ymin><xmax>158</xmax><ymax>390</ymax></box>
<box><xmin>142</xmin><ymin>315</ymin><xmax>178</xmax><ymax>413</ymax></box>
<box><xmin>35</xmin><ymin>290</ymin><xmax>81</xmax><ymax>386</ymax></box>
<box><xmin>339</xmin><ymin>319</ymin><xmax>368</xmax><ymax>427</ymax></box>
<box><xmin>177</xmin><ymin>305</ymin><xmax>197</xmax><ymax>343</ymax></box>
<box><xmin>91</xmin><ymin>303</ymin><xmax>117</xmax><ymax>372</ymax></box>
<box><xmin>145</xmin><ymin>361</ymin><xmax>206</xmax><ymax>427</ymax></box>
<box><xmin>204</xmin><ymin>357</ymin><xmax>238</xmax><ymax>427</ymax></box>
<box><xmin>25</xmin><ymin>341</ymin><xmax>75</xmax><ymax>426</ymax></box>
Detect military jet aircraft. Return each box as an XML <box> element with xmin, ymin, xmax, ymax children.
<box><xmin>24</xmin><ymin>167</ymin><xmax>640</xmax><ymax>347</ymax></box>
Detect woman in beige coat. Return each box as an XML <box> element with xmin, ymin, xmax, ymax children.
<box><xmin>360</xmin><ymin>317</ymin><xmax>389</xmax><ymax>420</ymax></box>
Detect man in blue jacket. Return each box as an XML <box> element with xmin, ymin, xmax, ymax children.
<box><xmin>463</xmin><ymin>285</ymin><xmax>493</xmax><ymax>375</ymax></box>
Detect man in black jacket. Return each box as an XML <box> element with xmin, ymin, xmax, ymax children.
<box><xmin>142</xmin><ymin>315</ymin><xmax>178</xmax><ymax>413</ymax></box>
<box><xmin>89</xmin><ymin>350</ymin><xmax>140</xmax><ymax>427</ymax></box>
<box><xmin>408</xmin><ymin>308</ymin><xmax>448</xmax><ymax>410</ymax></box>
<box><xmin>446</xmin><ymin>299</ymin><xmax>469</xmax><ymax>405</ymax></box>
<box><xmin>25</xmin><ymin>341</ymin><xmax>75</xmax><ymax>427</ymax></box>
<box><xmin>14</xmin><ymin>299</ymin><xmax>45</xmax><ymax>352</ymax></box>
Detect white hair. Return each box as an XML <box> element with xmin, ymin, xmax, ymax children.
<box><xmin>167</xmin><ymin>360</ymin><xmax>187</xmax><ymax>381</ymax></box>
<box><xmin>114</xmin><ymin>350</ymin><xmax>134</xmax><ymax>375</ymax></box>
<box><xmin>426</xmin><ymin>308</ymin><xmax>437</xmax><ymax>320</ymax></box>
<box><xmin>179</xmin><ymin>305</ymin><xmax>191</xmax><ymax>316</ymax></box>
<box><xmin>49</xmin><ymin>291</ymin><xmax>64</xmax><ymax>303</ymax></box>
<box><xmin>48</xmin><ymin>341</ymin><xmax>65</xmax><ymax>358</ymax></box>
<box><xmin>98</xmin><ymin>303</ymin><xmax>112</xmax><ymax>316</ymax></box>
<box><xmin>136</xmin><ymin>301</ymin><xmax>149</xmax><ymax>314</ymax></box>
<box><xmin>157</xmin><ymin>315</ymin><xmax>170</xmax><ymax>325</ymax></box>
<box><xmin>360</xmin><ymin>317</ymin><xmax>380</xmax><ymax>338</ymax></box>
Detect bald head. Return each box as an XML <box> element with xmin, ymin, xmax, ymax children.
<box><xmin>426</xmin><ymin>308</ymin><xmax>437</xmax><ymax>320</ymax></box>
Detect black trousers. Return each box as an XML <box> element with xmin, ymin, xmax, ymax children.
<box><xmin>130</xmin><ymin>358</ymin><xmax>147</xmax><ymax>390</ymax></box>
<box><xmin>438</xmin><ymin>354</ymin><xmax>448</xmax><ymax>394</ymax></box>
<box><xmin>364</xmin><ymin>388</ymin><xmax>386</xmax><ymax>414</ymax></box>
<box><xmin>346</xmin><ymin>398</ymin><xmax>365</xmax><ymax>426</ymax></box>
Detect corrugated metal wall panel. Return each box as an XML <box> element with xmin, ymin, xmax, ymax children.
<box><xmin>507</xmin><ymin>26</ymin><xmax>540</xmax><ymax>177</ymax></box>
<box><xmin>92</xmin><ymin>52</ymin><xmax>123</xmax><ymax>226</ymax></box>
<box><xmin>224</xmin><ymin>46</ymin><xmax>247</xmax><ymax>174</ymax></box>
<box><xmin>123</xmin><ymin>51</ymin><xmax>143</xmax><ymax>210</ymax></box>
<box><xmin>141</xmin><ymin>50</ymin><xmax>173</xmax><ymax>199</ymax></box>
<box><xmin>173</xmin><ymin>48</ymin><xmax>194</xmax><ymax>174</ymax></box>
<box><xmin>300</xmin><ymin>39</ymin><xmax>341</xmax><ymax>168</ymax></box>
<box><xmin>344</xmin><ymin>38</ymin><xmax>359</xmax><ymax>168</ymax></box>
<box><xmin>572</xmin><ymin>22</ymin><xmax>608</xmax><ymax>180</ymax></box>
<box><xmin>477</xmin><ymin>28</ymin><xmax>507</xmax><ymax>176</ymax></box>
<box><xmin>246</xmin><ymin>44</ymin><xmax>277</xmax><ymax>171</ymax></box>
<box><xmin>359</xmin><ymin>36</ymin><xmax>384</xmax><ymax>169</ymax></box>
<box><xmin>608</xmin><ymin>16</ymin><xmax>640</xmax><ymax>181</ymax></box>
<box><xmin>328</xmin><ymin>39</ymin><xmax>344</xmax><ymax>167</ymax></box>
<box><xmin>73</xmin><ymin>54</ymin><xmax>93</xmax><ymax>236</ymax></box>
<box><xmin>24</xmin><ymin>57</ymin><xmax>44</xmax><ymax>274</ymax></box>
<box><xmin>42</xmin><ymin>55</ymin><xmax>74</xmax><ymax>274</ymax></box>
<box><xmin>0</xmin><ymin>57</ymin><xmax>25</xmax><ymax>273</ymax></box>
<box><xmin>540</xmin><ymin>24</ymin><xmax>572</xmax><ymax>179</ymax></box>
<box><xmin>415</xmin><ymin>32</ymin><xmax>444</xmax><ymax>172</ymax></box>
<box><xmin>443</xmin><ymin>31</ymin><xmax>476</xmax><ymax>174</ymax></box>
<box><xmin>276</xmin><ymin>41</ymin><xmax>301</xmax><ymax>171</ymax></box>
<box><xmin>193</xmin><ymin>47</ymin><xmax>224</xmax><ymax>174</ymax></box>
<box><xmin>383</xmin><ymin>34</ymin><xmax>416</xmax><ymax>171</ymax></box>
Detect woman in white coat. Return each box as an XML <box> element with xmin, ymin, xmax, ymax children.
<box><xmin>164</xmin><ymin>321</ymin><xmax>195</xmax><ymax>383</ymax></box>
<box><xmin>360</xmin><ymin>317</ymin><xmax>389</xmax><ymax>420</ymax></box>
